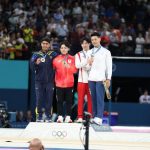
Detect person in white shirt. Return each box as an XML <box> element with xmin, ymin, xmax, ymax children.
<box><xmin>139</xmin><ymin>90</ymin><xmax>150</xmax><ymax>104</ymax></box>
<box><xmin>87</xmin><ymin>32</ymin><xmax>112</xmax><ymax>125</ymax></box>
<box><xmin>75</xmin><ymin>38</ymin><xmax>92</xmax><ymax>123</ymax></box>
<box><xmin>135</xmin><ymin>33</ymin><xmax>145</xmax><ymax>55</ymax></box>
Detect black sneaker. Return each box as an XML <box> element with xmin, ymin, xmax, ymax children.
<box><xmin>36</xmin><ymin>115</ymin><xmax>44</xmax><ymax>122</ymax></box>
<box><xmin>45</xmin><ymin>116</ymin><xmax>52</xmax><ymax>123</ymax></box>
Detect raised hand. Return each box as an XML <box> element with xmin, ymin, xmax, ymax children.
<box><xmin>87</xmin><ymin>57</ymin><xmax>94</xmax><ymax>66</ymax></box>
<box><xmin>36</xmin><ymin>58</ymin><xmax>41</xmax><ymax>65</ymax></box>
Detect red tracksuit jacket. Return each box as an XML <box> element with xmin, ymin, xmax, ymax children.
<box><xmin>53</xmin><ymin>54</ymin><xmax>77</xmax><ymax>88</ymax></box>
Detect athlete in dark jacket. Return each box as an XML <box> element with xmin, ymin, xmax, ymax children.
<box><xmin>30</xmin><ymin>37</ymin><xmax>58</xmax><ymax>122</ymax></box>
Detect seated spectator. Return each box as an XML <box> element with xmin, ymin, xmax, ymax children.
<box><xmin>5</xmin><ymin>43</ymin><xmax>15</xmax><ymax>59</ymax></box>
<box><xmin>109</xmin><ymin>29</ymin><xmax>121</xmax><ymax>55</ymax></box>
<box><xmin>56</xmin><ymin>20</ymin><xmax>69</xmax><ymax>42</ymax></box>
<box><xmin>72</xmin><ymin>2</ymin><xmax>82</xmax><ymax>16</ymax></box>
<box><xmin>135</xmin><ymin>33</ymin><xmax>145</xmax><ymax>55</ymax></box>
<box><xmin>16</xmin><ymin>111</ymin><xmax>25</xmax><ymax>122</ymax></box>
<box><xmin>25</xmin><ymin>110</ymin><xmax>34</xmax><ymax>122</ymax></box>
<box><xmin>53</xmin><ymin>9</ymin><xmax>64</xmax><ymax>23</ymax></box>
<box><xmin>139</xmin><ymin>90</ymin><xmax>150</xmax><ymax>104</ymax></box>
<box><xmin>144</xmin><ymin>27</ymin><xmax>150</xmax><ymax>55</ymax></box>
<box><xmin>51</xmin><ymin>37</ymin><xmax>59</xmax><ymax>52</ymax></box>
<box><xmin>121</xmin><ymin>30</ymin><xmax>134</xmax><ymax>55</ymax></box>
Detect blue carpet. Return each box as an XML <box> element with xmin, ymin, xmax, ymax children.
<box><xmin>0</xmin><ymin>148</ymin><xmax>82</xmax><ymax>150</ymax></box>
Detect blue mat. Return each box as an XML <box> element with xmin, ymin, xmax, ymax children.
<box><xmin>0</xmin><ymin>148</ymin><xmax>82</xmax><ymax>150</ymax></box>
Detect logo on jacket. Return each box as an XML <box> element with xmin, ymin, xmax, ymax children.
<box><xmin>68</xmin><ymin>59</ymin><xmax>72</xmax><ymax>63</ymax></box>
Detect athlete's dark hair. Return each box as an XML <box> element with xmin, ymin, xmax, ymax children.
<box><xmin>41</xmin><ymin>37</ymin><xmax>50</xmax><ymax>43</ymax></box>
<box><xmin>90</xmin><ymin>32</ymin><xmax>100</xmax><ymax>37</ymax></box>
<box><xmin>80</xmin><ymin>37</ymin><xmax>90</xmax><ymax>44</ymax></box>
<box><xmin>60</xmin><ymin>40</ymin><xmax>70</xmax><ymax>48</ymax></box>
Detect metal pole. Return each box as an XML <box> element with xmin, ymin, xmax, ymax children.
<box><xmin>84</xmin><ymin>115</ymin><xmax>90</xmax><ymax>150</ymax></box>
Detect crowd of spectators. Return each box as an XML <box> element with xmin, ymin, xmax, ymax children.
<box><xmin>0</xmin><ymin>0</ymin><xmax>150</xmax><ymax>60</ymax></box>
<box><xmin>4</xmin><ymin>110</ymin><xmax>34</xmax><ymax>128</ymax></box>
<box><xmin>16</xmin><ymin>110</ymin><xmax>34</xmax><ymax>122</ymax></box>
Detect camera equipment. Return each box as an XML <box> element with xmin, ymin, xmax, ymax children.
<box><xmin>0</xmin><ymin>101</ymin><xmax>10</xmax><ymax>128</ymax></box>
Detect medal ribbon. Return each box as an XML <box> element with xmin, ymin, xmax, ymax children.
<box><xmin>41</xmin><ymin>52</ymin><xmax>48</xmax><ymax>62</ymax></box>
<box><xmin>81</xmin><ymin>50</ymin><xmax>87</xmax><ymax>58</ymax></box>
<box><xmin>91</xmin><ymin>46</ymin><xmax>101</xmax><ymax>57</ymax></box>
<box><xmin>62</xmin><ymin>54</ymin><xmax>68</xmax><ymax>64</ymax></box>
<box><xmin>42</xmin><ymin>53</ymin><xmax>47</xmax><ymax>59</ymax></box>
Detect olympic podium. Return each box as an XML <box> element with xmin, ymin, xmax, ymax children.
<box><xmin>20</xmin><ymin>122</ymin><xmax>104</xmax><ymax>143</ymax></box>
<box><xmin>0</xmin><ymin>122</ymin><xmax>150</xmax><ymax>150</ymax></box>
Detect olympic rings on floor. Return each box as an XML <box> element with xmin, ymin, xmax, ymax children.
<box><xmin>52</xmin><ymin>130</ymin><xmax>67</xmax><ymax>139</ymax></box>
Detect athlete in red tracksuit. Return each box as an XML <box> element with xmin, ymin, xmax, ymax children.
<box><xmin>53</xmin><ymin>41</ymin><xmax>77</xmax><ymax>123</ymax></box>
<box><xmin>75</xmin><ymin>38</ymin><xmax>92</xmax><ymax>123</ymax></box>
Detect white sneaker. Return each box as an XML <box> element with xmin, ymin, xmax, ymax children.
<box><xmin>93</xmin><ymin>117</ymin><xmax>102</xmax><ymax>125</ymax></box>
<box><xmin>65</xmin><ymin>116</ymin><xmax>72</xmax><ymax>123</ymax></box>
<box><xmin>90</xmin><ymin>118</ymin><xmax>94</xmax><ymax>123</ymax></box>
<box><xmin>76</xmin><ymin>118</ymin><xmax>83</xmax><ymax>123</ymax></box>
<box><xmin>57</xmin><ymin>116</ymin><xmax>64</xmax><ymax>123</ymax></box>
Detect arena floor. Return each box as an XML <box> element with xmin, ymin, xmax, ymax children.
<box><xmin>0</xmin><ymin>123</ymin><xmax>150</xmax><ymax>150</ymax></box>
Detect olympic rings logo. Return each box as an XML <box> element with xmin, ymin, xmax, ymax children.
<box><xmin>52</xmin><ymin>130</ymin><xmax>67</xmax><ymax>139</ymax></box>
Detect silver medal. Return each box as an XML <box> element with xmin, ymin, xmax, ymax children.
<box><xmin>41</xmin><ymin>58</ymin><xmax>45</xmax><ymax>62</ymax></box>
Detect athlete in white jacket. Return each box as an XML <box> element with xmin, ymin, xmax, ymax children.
<box><xmin>87</xmin><ymin>32</ymin><xmax>112</xmax><ymax>125</ymax></box>
<box><xmin>75</xmin><ymin>38</ymin><xmax>92</xmax><ymax>123</ymax></box>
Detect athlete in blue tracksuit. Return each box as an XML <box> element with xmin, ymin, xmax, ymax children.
<box><xmin>30</xmin><ymin>37</ymin><xmax>58</xmax><ymax>122</ymax></box>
